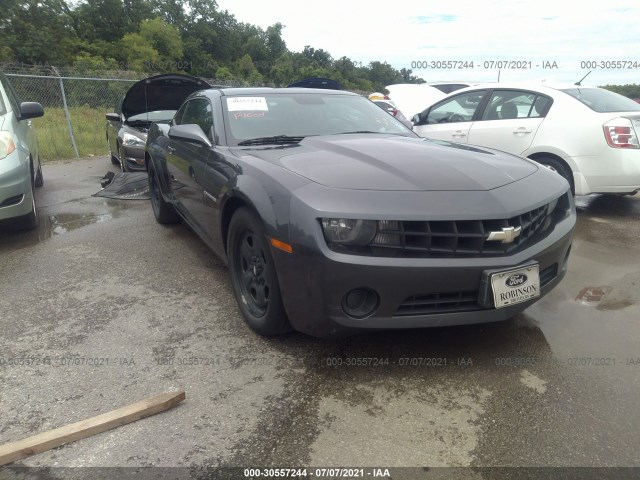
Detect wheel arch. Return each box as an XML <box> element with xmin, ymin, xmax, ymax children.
<box><xmin>220</xmin><ymin>179</ymin><xmax>279</xmax><ymax>256</ymax></box>
<box><xmin>527</xmin><ymin>152</ymin><xmax>576</xmax><ymax>194</ymax></box>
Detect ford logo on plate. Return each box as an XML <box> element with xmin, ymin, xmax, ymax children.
<box><xmin>506</xmin><ymin>274</ymin><xmax>527</xmax><ymax>288</ymax></box>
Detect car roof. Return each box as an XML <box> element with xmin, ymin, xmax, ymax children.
<box><xmin>450</xmin><ymin>82</ymin><xmax>602</xmax><ymax>94</ymax></box>
<box><xmin>214</xmin><ymin>87</ymin><xmax>357</xmax><ymax>96</ymax></box>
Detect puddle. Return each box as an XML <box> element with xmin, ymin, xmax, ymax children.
<box><xmin>0</xmin><ymin>199</ymin><xmax>145</xmax><ymax>252</ymax></box>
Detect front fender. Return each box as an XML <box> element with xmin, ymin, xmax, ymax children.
<box><xmin>221</xmin><ymin>174</ymin><xmax>288</xmax><ymax>242</ymax></box>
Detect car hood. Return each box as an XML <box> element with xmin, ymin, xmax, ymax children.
<box><xmin>237</xmin><ymin>134</ymin><xmax>538</xmax><ymax>191</ymax></box>
<box><xmin>121</xmin><ymin>74</ymin><xmax>210</xmax><ymax>119</ymax></box>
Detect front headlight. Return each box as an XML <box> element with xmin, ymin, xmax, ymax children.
<box><xmin>0</xmin><ymin>131</ymin><xmax>16</xmax><ymax>160</ymax></box>
<box><xmin>122</xmin><ymin>132</ymin><xmax>145</xmax><ymax>148</ymax></box>
<box><xmin>321</xmin><ymin>218</ymin><xmax>377</xmax><ymax>245</ymax></box>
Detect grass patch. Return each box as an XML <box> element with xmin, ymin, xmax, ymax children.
<box><xmin>33</xmin><ymin>107</ymin><xmax>110</xmax><ymax>161</ymax></box>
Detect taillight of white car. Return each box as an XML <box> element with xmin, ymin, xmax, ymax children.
<box><xmin>0</xmin><ymin>131</ymin><xmax>17</xmax><ymax>160</ymax></box>
<box><xmin>603</xmin><ymin>118</ymin><xmax>639</xmax><ymax>149</ymax></box>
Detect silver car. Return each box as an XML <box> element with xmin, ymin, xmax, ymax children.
<box><xmin>0</xmin><ymin>71</ymin><xmax>44</xmax><ymax>230</ymax></box>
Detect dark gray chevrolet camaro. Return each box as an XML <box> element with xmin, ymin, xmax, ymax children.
<box><xmin>145</xmin><ymin>87</ymin><xmax>576</xmax><ymax>338</ymax></box>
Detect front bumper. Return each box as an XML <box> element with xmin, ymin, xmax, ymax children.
<box><xmin>273</xmin><ymin>201</ymin><xmax>575</xmax><ymax>338</ymax></box>
<box><xmin>0</xmin><ymin>150</ymin><xmax>33</xmax><ymax>221</ymax></box>
<box><xmin>121</xmin><ymin>145</ymin><xmax>146</xmax><ymax>171</ymax></box>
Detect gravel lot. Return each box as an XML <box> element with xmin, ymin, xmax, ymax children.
<box><xmin>1</xmin><ymin>157</ymin><xmax>639</xmax><ymax>478</ymax></box>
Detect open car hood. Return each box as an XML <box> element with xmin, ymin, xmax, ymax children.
<box><xmin>121</xmin><ymin>74</ymin><xmax>211</xmax><ymax>119</ymax></box>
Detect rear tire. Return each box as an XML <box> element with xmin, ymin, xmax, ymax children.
<box><xmin>532</xmin><ymin>156</ymin><xmax>574</xmax><ymax>195</ymax></box>
<box><xmin>227</xmin><ymin>208</ymin><xmax>291</xmax><ymax>336</ymax></box>
<box><xmin>148</xmin><ymin>160</ymin><xmax>180</xmax><ymax>224</ymax></box>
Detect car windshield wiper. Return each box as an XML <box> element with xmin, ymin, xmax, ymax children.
<box><xmin>237</xmin><ymin>135</ymin><xmax>305</xmax><ymax>146</ymax></box>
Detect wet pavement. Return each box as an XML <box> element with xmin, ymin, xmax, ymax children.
<box><xmin>1</xmin><ymin>157</ymin><xmax>639</xmax><ymax>476</ymax></box>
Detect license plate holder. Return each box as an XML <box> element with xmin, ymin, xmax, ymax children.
<box><xmin>490</xmin><ymin>264</ymin><xmax>540</xmax><ymax>309</ymax></box>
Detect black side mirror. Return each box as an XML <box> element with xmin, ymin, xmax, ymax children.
<box><xmin>19</xmin><ymin>102</ymin><xmax>44</xmax><ymax>120</ymax></box>
<box><xmin>412</xmin><ymin>114</ymin><xmax>421</xmax><ymax>125</ymax></box>
<box><xmin>169</xmin><ymin>124</ymin><xmax>213</xmax><ymax>148</ymax></box>
<box><xmin>105</xmin><ymin>112</ymin><xmax>121</xmax><ymax>122</ymax></box>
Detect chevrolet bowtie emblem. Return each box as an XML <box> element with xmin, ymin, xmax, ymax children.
<box><xmin>486</xmin><ymin>226</ymin><xmax>522</xmax><ymax>244</ymax></box>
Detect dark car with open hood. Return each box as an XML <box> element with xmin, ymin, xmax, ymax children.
<box><xmin>106</xmin><ymin>74</ymin><xmax>210</xmax><ymax>171</ymax></box>
<box><xmin>145</xmin><ymin>87</ymin><xmax>576</xmax><ymax>338</ymax></box>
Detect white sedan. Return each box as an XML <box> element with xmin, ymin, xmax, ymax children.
<box><xmin>412</xmin><ymin>83</ymin><xmax>640</xmax><ymax>195</ymax></box>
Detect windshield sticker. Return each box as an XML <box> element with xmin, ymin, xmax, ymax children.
<box><xmin>233</xmin><ymin>112</ymin><xmax>266</xmax><ymax>119</ymax></box>
<box><xmin>227</xmin><ymin>97</ymin><xmax>268</xmax><ymax>112</ymax></box>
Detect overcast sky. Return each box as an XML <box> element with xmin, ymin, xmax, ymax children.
<box><xmin>216</xmin><ymin>0</ymin><xmax>640</xmax><ymax>85</ymax></box>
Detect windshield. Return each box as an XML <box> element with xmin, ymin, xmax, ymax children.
<box><xmin>223</xmin><ymin>93</ymin><xmax>416</xmax><ymax>146</ymax></box>
<box><xmin>560</xmin><ymin>88</ymin><xmax>640</xmax><ymax>113</ymax></box>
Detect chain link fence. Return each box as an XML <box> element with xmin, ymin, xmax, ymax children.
<box><xmin>2</xmin><ymin>65</ymin><xmax>281</xmax><ymax>161</ymax></box>
<box><xmin>7</xmin><ymin>73</ymin><xmax>137</xmax><ymax>160</ymax></box>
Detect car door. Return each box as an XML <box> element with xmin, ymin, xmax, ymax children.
<box><xmin>467</xmin><ymin>90</ymin><xmax>551</xmax><ymax>154</ymax></box>
<box><xmin>165</xmin><ymin>97</ymin><xmax>214</xmax><ymax>225</ymax></box>
<box><xmin>412</xmin><ymin>90</ymin><xmax>489</xmax><ymax>143</ymax></box>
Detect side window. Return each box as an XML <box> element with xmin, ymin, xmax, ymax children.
<box><xmin>173</xmin><ymin>101</ymin><xmax>189</xmax><ymax>126</ymax></box>
<box><xmin>425</xmin><ymin>90</ymin><xmax>487</xmax><ymax>124</ymax></box>
<box><xmin>529</xmin><ymin>95</ymin><xmax>552</xmax><ymax>118</ymax></box>
<box><xmin>482</xmin><ymin>90</ymin><xmax>551</xmax><ymax>120</ymax></box>
<box><xmin>179</xmin><ymin>98</ymin><xmax>214</xmax><ymax>141</ymax></box>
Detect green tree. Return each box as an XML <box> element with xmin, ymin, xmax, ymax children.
<box><xmin>215</xmin><ymin>66</ymin><xmax>235</xmax><ymax>81</ymax></box>
<box><xmin>139</xmin><ymin>17</ymin><xmax>183</xmax><ymax>62</ymax></box>
<box><xmin>266</xmin><ymin>23</ymin><xmax>287</xmax><ymax>61</ymax></box>
<box><xmin>269</xmin><ymin>52</ymin><xmax>295</xmax><ymax>86</ymax></box>
<box><xmin>120</xmin><ymin>33</ymin><xmax>159</xmax><ymax>71</ymax></box>
<box><xmin>399</xmin><ymin>68</ymin><xmax>425</xmax><ymax>84</ymax></box>
<box><xmin>367</xmin><ymin>61</ymin><xmax>404</xmax><ymax>91</ymax></box>
<box><xmin>601</xmin><ymin>84</ymin><xmax>640</xmax><ymax>99</ymax></box>
<box><xmin>234</xmin><ymin>54</ymin><xmax>263</xmax><ymax>83</ymax></box>
<box><xmin>1</xmin><ymin>0</ymin><xmax>80</xmax><ymax>65</ymax></box>
<box><xmin>74</xmin><ymin>0</ymin><xmax>127</xmax><ymax>42</ymax></box>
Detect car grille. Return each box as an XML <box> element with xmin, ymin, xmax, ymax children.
<box><xmin>395</xmin><ymin>290</ymin><xmax>481</xmax><ymax>316</ymax></box>
<box><xmin>394</xmin><ymin>263</ymin><xmax>559</xmax><ymax>317</ymax></box>
<box><xmin>329</xmin><ymin>193</ymin><xmax>571</xmax><ymax>258</ymax></box>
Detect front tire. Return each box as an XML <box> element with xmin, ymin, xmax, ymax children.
<box><xmin>16</xmin><ymin>188</ymin><xmax>38</xmax><ymax>230</ymax></box>
<box><xmin>34</xmin><ymin>162</ymin><xmax>44</xmax><ymax>187</ymax></box>
<box><xmin>119</xmin><ymin>145</ymin><xmax>130</xmax><ymax>172</ymax></box>
<box><xmin>108</xmin><ymin>138</ymin><xmax>119</xmax><ymax>165</ymax></box>
<box><xmin>227</xmin><ymin>208</ymin><xmax>291</xmax><ymax>336</ymax></box>
<box><xmin>148</xmin><ymin>160</ymin><xmax>180</xmax><ymax>224</ymax></box>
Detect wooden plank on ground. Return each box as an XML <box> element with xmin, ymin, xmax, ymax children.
<box><xmin>0</xmin><ymin>390</ymin><xmax>185</xmax><ymax>466</ymax></box>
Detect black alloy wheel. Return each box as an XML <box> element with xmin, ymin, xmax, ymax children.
<box><xmin>227</xmin><ymin>208</ymin><xmax>290</xmax><ymax>336</ymax></box>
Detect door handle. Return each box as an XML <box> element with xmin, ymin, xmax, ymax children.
<box><xmin>452</xmin><ymin>130</ymin><xmax>467</xmax><ymax>137</ymax></box>
<box><xmin>513</xmin><ymin>127</ymin><xmax>532</xmax><ymax>134</ymax></box>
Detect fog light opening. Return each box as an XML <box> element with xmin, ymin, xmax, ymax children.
<box><xmin>342</xmin><ymin>288</ymin><xmax>379</xmax><ymax>319</ymax></box>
